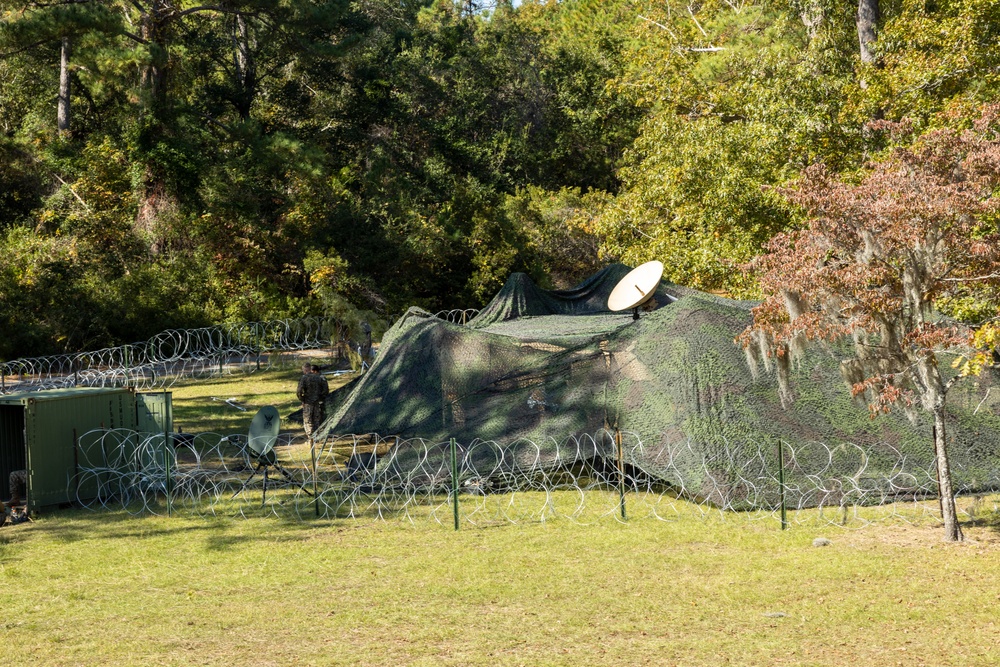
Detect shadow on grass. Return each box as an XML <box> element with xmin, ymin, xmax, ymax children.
<box><xmin>18</xmin><ymin>488</ymin><xmax>465</xmax><ymax>548</ymax></box>
<box><xmin>20</xmin><ymin>505</ymin><xmax>347</xmax><ymax>549</ymax></box>
<box><xmin>961</xmin><ymin>512</ymin><xmax>1000</xmax><ymax>533</ymax></box>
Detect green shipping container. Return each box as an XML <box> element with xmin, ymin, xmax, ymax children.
<box><xmin>0</xmin><ymin>387</ymin><xmax>172</xmax><ymax>513</ymax></box>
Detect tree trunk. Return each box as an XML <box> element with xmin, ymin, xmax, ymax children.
<box><xmin>140</xmin><ymin>0</ymin><xmax>169</xmax><ymax>114</ymax></box>
<box><xmin>914</xmin><ymin>355</ymin><xmax>963</xmax><ymax>541</ymax></box>
<box><xmin>232</xmin><ymin>13</ymin><xmax>256</xmax><ymax>120</ymax></box>
<box><xmin>800</xmin><ymin>1</ymin><xmax>824</xmax><ymax>43</ymax></box>
<box><xmin>136</xmin><ymin>0</ymin><xmax>174</xmax><ymax>252</ymax></box>
<box><xmin>932</xmin><ymin>407</ymin><xmax>963</xmax><ymax>541</ymax></box>
<box><xmin>856</xmin><ymin>0</ymin><xmax>879</xmax><ymax>64</ymax></box>
<box><xmin>58</xmin><ymin>35</ymin><xmax>71</xmax><ymax>133</ymax></box>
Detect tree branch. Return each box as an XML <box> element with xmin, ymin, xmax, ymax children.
<box><xmin>638</xmin><ymin>14</ymin><xmax>677</xmax><ymax>39</ymax></box>
<box><xmin>687</xmin><ymin>5</ymin><xmax>709</xmax><ymax>36</ymax></box>
<box><xmin>0</xmin><ymin>39</ymin><xmax>48</xmax><ymax>59</ymax></box>
<box><xmin>121</xmin><ymin>31</ymin><xmax>147</xmax><ymax>44</ymax></box>
<box><xmin>974</xmin><ymin>387</ymin><xmax>992</xmax><ymax>415</ymax></box>
<box><xmin>192</xmin><ymin>111</ymin><xmax>235</xmax><ymax>136</ymax></box>
<box><xmin>50</xmin><ymin>171</ymin><xmax>91</xmax><ymax>211</ymax></box>
<box><xmin>940</xmin><ymin>273</ymin><xmax>1000</xmax><ymax>282</ymax></box>
<box><xmin>24</xmin><ymin>0</ymin><xmax>93</xmax><ymax>7</ymax></box>
<box><xmin>175</xmin><ymin>5</ymin><xmax>257</xmax><ymax>18</ymax></box>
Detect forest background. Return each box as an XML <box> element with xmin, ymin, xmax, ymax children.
<box><xmin>0</xmin><ymin>0</ymin><xmax>997</xmax><ymax>359</ymax></box>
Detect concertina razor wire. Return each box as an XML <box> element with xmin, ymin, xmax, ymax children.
<box><xmin>0</xmin><ymin>316</ymin><xmax>359</xmax><ymax>394</ymax></box>
<box><xmin>68</xmin><ymin>428</ymin><xmax>1000</xmax><ymax>528</ymax></box>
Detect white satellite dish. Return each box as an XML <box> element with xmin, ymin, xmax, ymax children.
<box><xmin>233</xmin><ymin>405</ymin><xmax>313</xmax><ymax>504</ymax></box>
<box><xmin>247</xmin><ymin>405</ymin><xmax>281</xmax><ymax>459</ymax></box>
<box><xmin>608</xmin><ymin>261</ymin><xmax>664</xmax><ymax>320</ymax></box>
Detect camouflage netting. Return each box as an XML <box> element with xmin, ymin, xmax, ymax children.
<box><xmin>316</xmin><ymin>265</ymin><xmax>1000</xmax><ymax>508</ymax></box>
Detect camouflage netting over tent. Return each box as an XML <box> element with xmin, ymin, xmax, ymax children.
<box><xmin>316</xmin><ymin>265</ymin><xmax>1000</xmax><ymax>508</ymax></box>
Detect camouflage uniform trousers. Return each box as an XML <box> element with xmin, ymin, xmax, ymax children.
<box><xmin>8</xmin><ymin>469</ymin><xmax>27</xmax><ymax>505</ymax></box>
<box><xmin>297</xmin><ymin>371</ymin><xmax>329</xmax><ymax>438</ymax></box>
<box><xmin>302</xmin><ymin>403</ymin><xmax>326</xmax><ymax>438</ymax></box>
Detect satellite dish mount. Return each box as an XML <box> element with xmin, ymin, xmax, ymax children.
<box><xmin>607</xmin><ymin>261</ymin><xmax>665</xmax><ymax>321</ymax></box>
<box><xmin>232</xmin><ymin>406</ymin><xmax>313</xmax><ymax>504</ymax></box>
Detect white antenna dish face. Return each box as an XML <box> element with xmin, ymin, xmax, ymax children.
<box><xmin>248</xmin><ymin>405</ymin><xmax>280</xmax><ymax>457</ymax></box>
<box><xmin>608</xmin><ymin>261</ymin><xmax>664</xmax><ymax>312</ymax></box>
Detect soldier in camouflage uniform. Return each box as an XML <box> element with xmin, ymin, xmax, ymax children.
<box><xmin>2</xmin><ymin>470</ymin><xmax>28</xmax><ymax>526</ymax></box>
<box><xmin>297</xmin><ymin>364</ymin><xmax>329</xmax><ymax>438</ymax></box>
<box><xmin>8</xmin><ymin>469</ymin><xmax>26</xmax><ymax>506</ymax></box>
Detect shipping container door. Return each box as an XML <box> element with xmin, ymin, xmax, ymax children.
<box><xmin>0</xmin><ymin>406</ymin><xmax>26</xmax><ymax>500</ymax></box>
<box><xmin>135</xmin><ymin>393</ymin><xmax>174</xmax><ymax>486</ymax></box>
<box><xmin>137</xmin><ymin>392</ymin><xmax>173</xmax><ymax>435</ymax></box>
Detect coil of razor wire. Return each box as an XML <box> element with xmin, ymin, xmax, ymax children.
<box><xmin>69</xmin><ymin>429</ymin><xmax>998</xmax><ymax>528</ymax></box>
<box><xmin>0</xmin><ymin>317</ymin><xmax>349</xmax><ymax>395</ymax></box>
<box><xmin>433</xmin><ymin>309</ymin><xmax>480</xmax><ymax>325</ymax></box>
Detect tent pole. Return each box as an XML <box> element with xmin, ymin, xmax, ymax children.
<box><xmin>615</xmin><ymin>429</ymin><xmax>627</xmax><ymax>521</ymax></box>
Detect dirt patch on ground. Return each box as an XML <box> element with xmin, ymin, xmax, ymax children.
<box><xmin>838</xmin><ymin>521</ymin><xmax>1000</xmax><ymax>550</ymax></box>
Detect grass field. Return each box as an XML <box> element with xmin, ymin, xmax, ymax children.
<box><xmin>168</xmin><ymin>365</ymin><xmax>355</xmax><ymax>435</ymax></box>
<box><xmin>2</xmin><ymin>508</ymin><xmax>1000</xmax><ymax>666</ymax></box>
<box><xmin>2</xmin><ymin>370</ymin><xmax>1000</xmax><ymax>666</ymax></box>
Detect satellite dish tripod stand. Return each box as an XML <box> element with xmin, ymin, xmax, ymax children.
<box><xmin>232</xmin><ymin>449</ymin><xmax>314</xmax><ymax>505</ymax></box>
<box><xmin>232</xmin><ymin>405</ymin><xmax>313</xmax><ymax>505</ymax></box>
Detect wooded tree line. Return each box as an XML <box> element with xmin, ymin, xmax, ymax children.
<box><xmin>0</xmin><ymin>0</ymin><xmax>997</xmax><ymax>357</ymax></box>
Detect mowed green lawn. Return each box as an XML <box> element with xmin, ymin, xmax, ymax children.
<box><xmin>2</xmin><ymin>507</ymin><xmax>999</xmax><ymax>666</ymax></box>
<box><xmin>3</xmin><ymin>367</ymin><xmax>1000</xmax><ymax>665</ymax></box>
<box><xmin>168</xmin><ymin>363</ymin><xmax>351</xmax><ymax>436</ymax></box>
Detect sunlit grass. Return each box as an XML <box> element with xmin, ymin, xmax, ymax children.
<box><xmin>168</xmin><ymin>366</ymin><xmax>355</xmax><ymax>435</ymax></box>
<box><xmin>2</xmin><ymin>499</ymin><xmax>1000</xmax><ymax>666</ymax></box>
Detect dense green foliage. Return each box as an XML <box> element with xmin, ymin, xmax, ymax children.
<box><xmin>0</xmin><ymin>0</ymin><xmax>997</xmax><ymax>357</ymax></box>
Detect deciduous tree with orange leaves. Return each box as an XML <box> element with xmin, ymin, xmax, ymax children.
<box><xmin>740</xmin><ymin>108</ymin><xmax>1000</xmax><ymax>542</ymax></box>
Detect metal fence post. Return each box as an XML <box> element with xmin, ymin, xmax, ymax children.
<box><xmin>450</xmin><ymin>438</ymin><xmax>460</xmax><ymax>531</ymax></box>
<box><xmin>777</xmin><ymin>439</ymin><xmax>787</xmax><ymax>531</ymax></box>
<box><xmin>311</xmin><ymin>436</ymin><xmax>320</xmax><ymax>517</ymax></box>
<box><xmin>72</xmin><ymin>428</ymin><xmax>79</xmax><ymax>503</ymax></box>
<box><xmin>615</xmin><ymin>429</ymin><xmax>627</xmax><ymax>521</ymax></box>
<box><xmin>164</xmin><ymin>431</ymin><xmax>172</xmax><ymax>517</ymax></box>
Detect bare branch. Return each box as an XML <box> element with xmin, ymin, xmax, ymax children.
<box><xmin>50</xmin><ymin>172</ymin><xmax>91</xmax><ymax>211</ymax></box>
<box><xmin>22</xmin><ymin>0</ymin><xmax>92</xmax><ymax>7</ymax></box>
<box><xmin>687</xmin><ymin>5</ymin><xmax>709</xmax><ymax>37</ymax></box>
<box><xmin>940</xmin><ymin>273</ymin><xmax>1000</xmax><ymax>282</ymax></box>
<box><xmin>638</xmin><ymin>14</ymin><xmax>677</xmax><ymax>39</ymax></box>
<box><xmin>193</xmin><ymin>111</ymin><xmax>235</xmax><ymax>136</ymax></box>
<box><xmin>943</xmin><ymin>373</ymin><xmax>965</xmax><ymax>394</ymax></box>
<box><xmin>175</xmin><ymin>5</ymin><xmax>251</xmax><ymax>18</ymax></box>
<box><xmin>722</xmin><ymin>0</ymin><xmax>746</xmax><ymax>14</ymax></box>
<box><xmin>974</xmin><ymin>387</ymin><xmax>992</xmax><ymax>415</ymax></box>
<box><xmin>121</xmin><ymin>31</ymin><xmax>147</xmax><ymax>44</ymax></box>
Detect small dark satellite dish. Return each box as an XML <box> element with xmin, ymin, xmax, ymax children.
<box><xmin>247</xmin><ymin>405</ymin><xmax>280</xmax><ymax>458</ymax></box>
<box><xmin>608</xmin><ymin>261</ymin><xmax>664</xmax><ymax>320</ymax></box>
